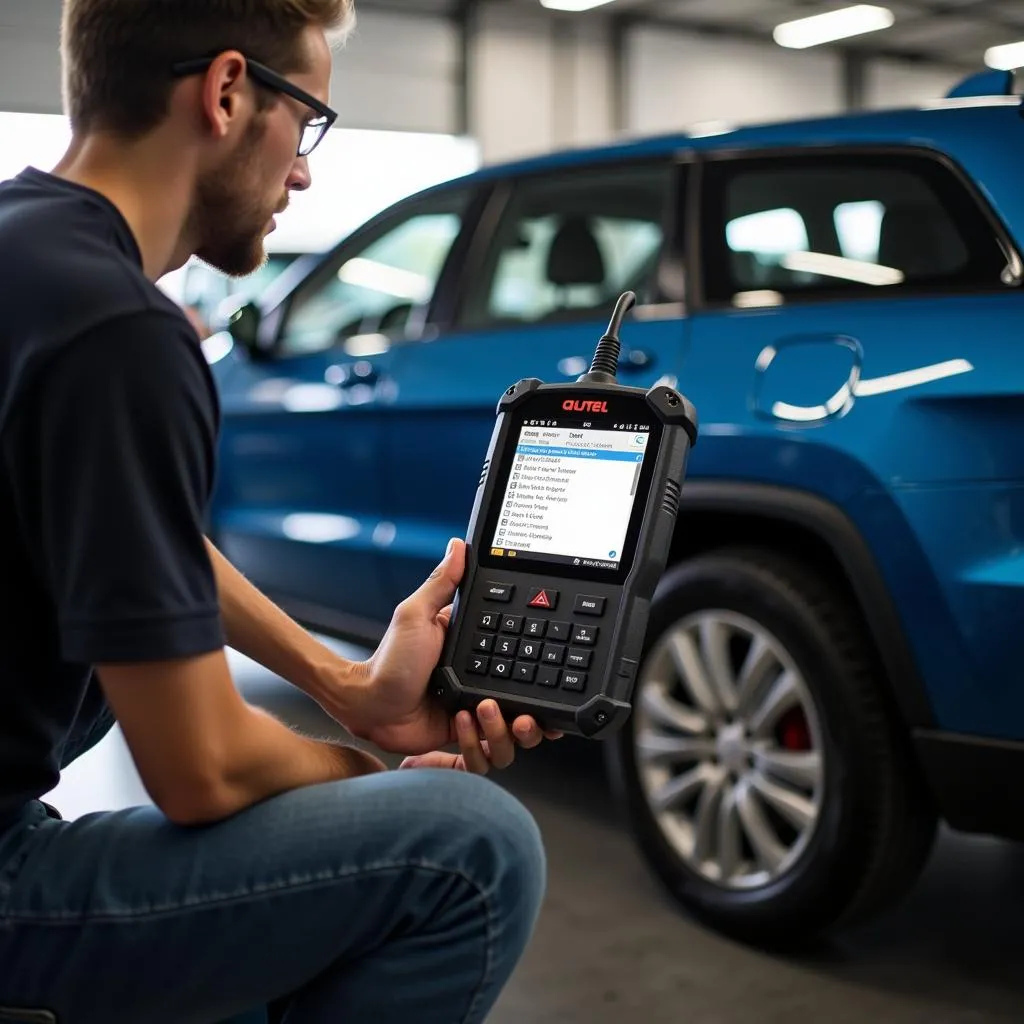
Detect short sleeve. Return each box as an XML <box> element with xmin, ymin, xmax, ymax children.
<box><xmin>7</xmin><ymin>310</ymin><xmax>225</xmax><ymax>664</ymax></box>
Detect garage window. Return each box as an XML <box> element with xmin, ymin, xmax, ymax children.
<box><xmin>701</xmin><ymin>151</ymin><xmax>1014</xmax><ymax>305</ymax></box>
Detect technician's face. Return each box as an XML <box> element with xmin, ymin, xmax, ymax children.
<box><xmin>192</xmin><ymin>26</ymin><xmax>331</xmax><ymax>277</ymax></box>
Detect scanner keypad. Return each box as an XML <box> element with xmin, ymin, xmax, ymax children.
<box><xmin>467</xmin><ymin>585</ymin><xmax>608</xmax><ymax>694</ymax></box>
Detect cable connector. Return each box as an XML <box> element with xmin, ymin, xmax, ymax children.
<box><xmin>576</xmin><ymin>291</ymin><xmax>636</xmax><ymax>386</ymax></box>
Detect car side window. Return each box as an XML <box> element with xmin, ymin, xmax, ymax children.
<box><xmin>701</xmin><ymin>152</ymin><xmax>1013</xmax><ymax>306</ymax></box>
<box><xmin>278</xmin><ymin>190</ymin><xmax>472</xmax><ymax>358</ymax></box>
<box><xmin>459</xmin><ymin>162</ymin><xmax>675</xmax><ymax>330</ymax></box>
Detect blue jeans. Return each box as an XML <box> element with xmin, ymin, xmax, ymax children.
<box><xmin>0</xmin><ymin>769</ymin><xmax>546</xmax><ymax>1023</ymax></box>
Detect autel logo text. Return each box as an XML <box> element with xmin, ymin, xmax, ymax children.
<box><xmin>562</xmin><ymin>399</ymin><xmax>608</xmax><ymax>413</ymax></box>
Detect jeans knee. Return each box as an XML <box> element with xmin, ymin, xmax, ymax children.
<box><xmin>407</xmin><ymin>771</ymin><xmax>547</xmax><ymax>942</ymax></box>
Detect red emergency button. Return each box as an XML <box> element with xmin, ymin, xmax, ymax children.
<box><xmin>527</xmin><ymin>588</ymin><xmax>559</xmax><ymax>610</ymax></box>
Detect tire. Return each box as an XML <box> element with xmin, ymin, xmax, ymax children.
<box><xmin>607</xmin><ymin>547</ymin><xmax>938</xmax><ymax>948</ymax></box>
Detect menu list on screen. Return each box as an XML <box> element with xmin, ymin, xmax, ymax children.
<box><xmin>490</xmin><ymin>423</ymin><xmax>650</xmax><ymax>571</ymax></box>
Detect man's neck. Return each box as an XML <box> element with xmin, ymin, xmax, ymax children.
<box><xmin>51</xmin><ymin>131</ymin><xmax>196</xmax><ymax>281</ymax></box>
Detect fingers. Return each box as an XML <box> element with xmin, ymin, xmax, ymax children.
<box><xmin>400</xmin><ymin>751</ymin><xmax>464</xmax><ymax>771</ymax></box>
<box><xmin>430</xmin><ymin>701</ymin><xmax>567</xmax><ymax>776</ymax></box>
<box><xmin>410</xmin><ymin>538</ymin><xmax>465</xmax><ymax>614</ymax></box>
<box><xmin>455</xmin><ymin>711</ymin><xmax>492</xmax><ymax>775</ymax></box>
<box><xmin>476</xmin><ymin>700</ymin><xmax>516</xmax><ymax>769</ymax></box>
<box><xmin>511</xmin><ymin>716</ymin><xmax>547</xmax><ymax>749</ymax></box>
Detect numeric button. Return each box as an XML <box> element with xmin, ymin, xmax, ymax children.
<box><xmin>536</xmin><ymin>666</ymin><xmax>560</xmax><ymax>688</ymax></box>
<box><xmin>562</xmin><ymin>670</ymin><xmax>587</xmax><ymax>692</ymax></box>
<box><xmin>500</xmin><ymin>615</ymin><xmax>523</xmax><ymax>634</ymax></box>
<box><xmin>566</xmin><ymin>648</ymin><xmax>592</xmax><ymax>669</ymax></box>
<box><xmin>466</xmin><ymin>655</ymin><xmax>489</xmax><ymax>675</ymax></box>
<box><xmin>524</xmin><ymin>618</ymin><xmax>547</xmax><ymax>638</ymax></box>
<box><xmin>547</xmin><ymin>621</ymin><xmax>571</xmax><ymax>642</ymax></box>
<box><xmin>514</xmin><ymin>663</ymin><xmax>537</xmax><ymax>682</ymax></box>
<box><xmin>572</xmin><ymin>624</ymin><xmax>599</xmax><ymax>646</ymax></box>
<box><xmin>541</xmin><ymin>644</ymin><xmax>565</xmax><ymax>665</ymax></box>
<box><xmin>478</xmin><ymin>611</ymin><xmax>500</xmax><ymax>631</ymax></box>
<box><xmin>518</xmin><ymin>639</ymin><xmax>541</xmax><ymax>661</ymax></box>
<box><xmin>490</xmin><ymin>659</ymin><xmax>513</xmax><ymax>679</ymax></box>
<box><xmin>471</xmin><ymin>633</ymin><xmax>495</xmax><ymax>653</ymax></box>
<box><xmin>494</xmin><ymin>636</ymin><xmax>517</xmax><ymax>657</ymax></box>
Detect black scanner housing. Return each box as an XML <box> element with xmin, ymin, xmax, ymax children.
<box><xmin>433</xmin><ymin>376</ymin><xmax>698</xmax><ymax>739</ymax></box>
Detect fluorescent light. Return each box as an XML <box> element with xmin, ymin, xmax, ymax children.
<box><xmin>781</xmin><ymin>251</ymin><xmax>904</xmax><ymax>286</ymax></box>
<box><xmin>985</xmin><ymin>41</ymin><xmax>1024</xmax><ymax>71</ymax></box>
<box><xmin>539</xmin><ymin>0</ymin><xmax>617</xmax><ymax>10</ymax></box>
<box><xmin>774</xmin><ymin>5</ymin><xmax>894</xmax><ymax>49</ymax></box>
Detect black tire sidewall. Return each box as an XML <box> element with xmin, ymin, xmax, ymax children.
<box><xmin>613</xmin><ymin>552</ymin><xmax>884</xmax><ymax>942</ymax></box>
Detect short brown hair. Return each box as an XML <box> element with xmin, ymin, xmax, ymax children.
<box><xmin>61</xmin><ymin>0</ymin><xmax>354</xmax><ymax>136</ymax></box>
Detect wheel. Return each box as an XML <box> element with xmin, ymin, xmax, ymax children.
<box><xmin>607</xmin><ymin>547</ymin><xmax>938</xmax><ymax>947</ymax></box>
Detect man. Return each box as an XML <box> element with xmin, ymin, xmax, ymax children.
<box><xmin>0</xmin><ymin>1</ymin><xmax>554</xmax><ymax>1021</ymax></box>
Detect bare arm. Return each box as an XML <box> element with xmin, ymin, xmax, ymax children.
<box><xmin>97</xmin><ymin>650</ymin><xmax>385</xmax><ymax>826</ymax></box>
<box><xmin>204</xmin><ymin>538</ymin><xmax>362</xmax><ymax>723</ymax></box>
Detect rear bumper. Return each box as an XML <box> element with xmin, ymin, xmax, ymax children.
<box><xmin>914</xmin><ymin>730</ymin><xmax>1024</xmax><ymax>841</ymax></box>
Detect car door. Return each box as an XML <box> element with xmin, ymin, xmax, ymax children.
<box><xmin>684</xmin><ymin>146</ymin><xmax>1024</xmax><ymax>734</ymax></box>
<box><xmin>211</xmin><ymin>186</ymin><xmax>478</xmax><ymax>635</ymax></box>
<box><xmin>379</xmin><ymin>158</ymin><xmax>691</xmax><ymax>604</ymax></box>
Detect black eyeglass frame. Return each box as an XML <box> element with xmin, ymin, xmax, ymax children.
<box><xmin>171</xmin><ymin>55</ymin><xmax>338</xmax><ymax>157</ymax></box>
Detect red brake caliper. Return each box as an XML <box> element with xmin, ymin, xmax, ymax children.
<box><xmin>779</xmin><ymin>707</ymin><xmax>812</xmax><ymax>751</ymax></box>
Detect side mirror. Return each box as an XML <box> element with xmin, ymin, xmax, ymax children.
<box><xmin>226</xmin><ymin>301</ymin><xmax>263</xmax><ymax>354</ymax></box>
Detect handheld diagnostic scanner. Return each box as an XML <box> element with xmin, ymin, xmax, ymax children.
<box><xmin>433</xmin><ymin>292</ymin><xmax>699</xmax><ymax>739</ymax></box>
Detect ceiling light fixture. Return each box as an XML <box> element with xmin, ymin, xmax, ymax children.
<box><xmin>985</xmin><ymin>41</ymin><xmax>1024</xmax><ymax>71</ymax></box>
<box><xmin>774</xmin><ymin>5</ymin><xmax>894</xmax><ymax>49</ymax></box>
<box><xmin>539</xmin><ymin>0</ymin><xmax>617</xmax><ymax>11</ymax></box>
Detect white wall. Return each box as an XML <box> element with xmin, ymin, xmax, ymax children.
<box><xmin>332</xmin><ymin>10</ymin><xmax>460</xmax><ymax>134</ymax></box>
<box><xmin>470</xmin><ymin>3</ymin><xmax>557</xmax><ymax>163</ymax></box>
<box><xmin>468</xmin><ymin>2</ymin><xmax>616</xmax><ymax>164</ymax></box>
<box><xmin>0</xmin><ymin>0</ymin><xmax>978</xmax><ymax>165</ymax></box>
<box><xmin>0</xmin><ymin>0</ymin><xmax>63</xmax><ymax>114</ymax></box>
<box><xmin>625</xmin><ymin>26</ymin><xmax>844</xmax><ymax>136</ymax></box>
<box><xmin>864</xmin><ymin>58</ymin><xmax>964</xmax><ymax>110</ymax></box>
<box><xmin>0</xmin><ymin>3</ymin><xmax>462</xmax><ymax>135</ymax></box>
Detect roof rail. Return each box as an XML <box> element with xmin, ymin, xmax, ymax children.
<box><xmin>946</xmin><ymin>69</ymin><xmax>1016</xmax><ymax>99</ymax></box>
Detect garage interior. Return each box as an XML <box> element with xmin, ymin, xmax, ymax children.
<box><xmin>3</xmin><ymin>0</ymin><xmax>1024</xmax><ymax>1021</ymax></box>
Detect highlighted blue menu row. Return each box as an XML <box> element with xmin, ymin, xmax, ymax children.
<box><xmin>516</xmin><ymin>444</ymin><xmax>643</xmax><ymax>463</ymax></box>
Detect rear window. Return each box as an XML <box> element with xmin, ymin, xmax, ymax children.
<box><xmin>701</xmin><ymin>151</ymin><xmax>1013</xmax><ymax>305</ymax></box>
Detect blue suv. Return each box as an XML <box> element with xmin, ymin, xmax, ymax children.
<box><xmin>207</xmin><ymin>70</ymin><xmax>1024</xmax><ymax>944</ymax></box>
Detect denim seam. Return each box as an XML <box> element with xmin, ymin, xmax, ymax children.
<box><xmin>458</xmin><ymin>864</ymin><xmax>497</xmax><ymax>1024</ymax></box>
<box><xmin>0</xmin><ymin>818</ymin><xmax>46</xmax><ymax>911</ymax></box>
<box><xmin>2</xmin><ymin>858</ymin><xmax>494</xmax><ymax>926</ymax></box>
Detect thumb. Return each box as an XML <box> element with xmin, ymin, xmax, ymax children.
<box><xmin>410</xmin><ymin>538</ymin><xmax>465</xmax><ymax>615</ymax></box>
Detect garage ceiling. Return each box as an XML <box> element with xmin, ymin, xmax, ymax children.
<box><xmin>357</xmin><ymin>0</ymin><xmax>1024</xmax><ymax>70</ymax></box>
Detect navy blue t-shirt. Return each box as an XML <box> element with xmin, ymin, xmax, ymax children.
<box><xmin>0</xmin><ymin>168</ymin><xmax>225</xmax><ymax>830</ymax></box>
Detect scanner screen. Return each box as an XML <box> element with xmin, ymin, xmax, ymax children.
<box><xmin>489</xmin><ymin>421</ymin><xmax>651</xmax><ymax>572</ymax></box>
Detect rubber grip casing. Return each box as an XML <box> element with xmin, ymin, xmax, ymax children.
<box><xmin>432</xmin><ymin>377</ymin><xmax>698</xmax><ymax>740</ymax></box>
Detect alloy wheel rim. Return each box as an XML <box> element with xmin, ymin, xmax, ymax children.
<box><xmin>633</xmin><ymin>610</ymin><xmax>825</xmax><ymax>890</ymax></box>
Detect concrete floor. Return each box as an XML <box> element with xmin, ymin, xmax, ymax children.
<box><xmin>47</xmin><ymin>642</ymin><xmax>1024</xmax><ymax>1023</ymax></box>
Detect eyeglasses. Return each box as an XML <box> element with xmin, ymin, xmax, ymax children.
<box><xmin>172</xmin><ymin>55</ymin><xmax>338</xmax><ymax>157</ymax></box>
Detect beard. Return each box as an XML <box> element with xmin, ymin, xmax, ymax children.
<box><xmin>187</xmin><ymin>117</ymin><xmax>281</xmax><ymax>279</ymax></box>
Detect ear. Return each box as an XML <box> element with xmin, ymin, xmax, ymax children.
<box><xmin>199</xmin><ymin>50</ymin><xmax>250</xmax><ymax>143</ymax></box>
